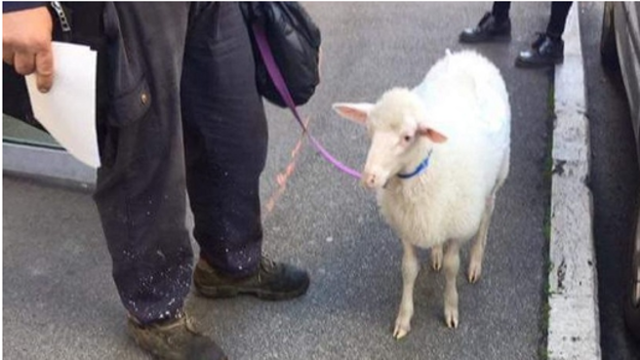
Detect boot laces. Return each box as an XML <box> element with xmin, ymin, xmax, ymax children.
<box><xmin>478</xmin><ymin>12</ymin><xmax>492</xmax><ymax>27</ymax></box>
<box><xmin>159</xmin><ymin>312</ymin><xmax>200</xmax><ymax>336</ymax></box>
<box><xmin>532</xmin><ymin>32</ymin><xmax>547</xmax><ymax>48</ymax></box>
<box><xmin>259</xmin><ymin>257</ymin><xmax>278</xmax><ymax>274</ymax></box>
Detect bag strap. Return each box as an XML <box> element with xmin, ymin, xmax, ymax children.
<box><xmin>251</xmin><ymin>22</ymin><xmax>361</xmax><ymax>180</ymax></box>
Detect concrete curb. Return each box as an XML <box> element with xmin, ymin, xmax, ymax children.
<box><xmin>548</xmin><ymin>5</ymin><xmax>602</xmax><ymax>360</ymax></box>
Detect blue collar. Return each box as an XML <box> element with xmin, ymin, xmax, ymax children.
<box><xmin>397</xmin><ymin>150</ymin><xmax>433</xmax><ymax>179</ymax></box>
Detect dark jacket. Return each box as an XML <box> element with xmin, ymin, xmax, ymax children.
<box><xmin>3</xmin><ymin>2</ymin><xmax>47</xmax><ymax>13</ymax></box>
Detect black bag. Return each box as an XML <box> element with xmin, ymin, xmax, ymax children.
<box><xmin>240</xmin><ymin>2</ymin><xmax>321</xmax><ymax>108</ymax></box>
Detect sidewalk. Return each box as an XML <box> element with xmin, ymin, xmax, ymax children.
<box><xmin>547</xmin><ymin>5</ymin><xmax>601</xmax><ymax>360</ymax></box>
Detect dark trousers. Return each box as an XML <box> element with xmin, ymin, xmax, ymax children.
<box><xmin>491</xmin><ymin>1</ymin><xmax>573</xmax><ymax>38</ymax></box>
<box><xmin>491</xmin><ymin>1</ymin><xmax>511</xmax><ymax>23</ymax></box>
<box><xmin>93</xmin><ymin>3</ymin><xmax>267</xmax><ymax>324</ymax></box>
<box><xmin>546</xmin><ymin>2</ymin><xmax>572</xmax><ymax>38</ymax></box>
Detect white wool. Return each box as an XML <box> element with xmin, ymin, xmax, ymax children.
<box><xmin>374</xmin><ymin>50</ymin><xmax>510</xmax><ymax>250</ymax></box>
<box><xmin>334</xmin><ymin>49</ymin><xmax>511</xmax><ymax>336</ymax></box>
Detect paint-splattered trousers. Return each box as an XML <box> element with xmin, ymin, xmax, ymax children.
<box><xmin>93</xmin><ymin>2</ymin><xmax>267</xmax><ymax>324</ymax></box>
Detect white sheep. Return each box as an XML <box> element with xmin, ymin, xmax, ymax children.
<box><xmin>332</xmin><ymin>50</ymin><xmax>510</xmax><ymax>339</ymax></box>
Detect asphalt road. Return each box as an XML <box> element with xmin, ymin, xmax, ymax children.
<box><xmin>4</xmin><ymin>3</ymin><xmax>556</xmax><ymax>359</ymax></box>
<box><xmin>579</xmin><ymin>3</ymin><xmax>640</xmax><ymax>360</ymax></box>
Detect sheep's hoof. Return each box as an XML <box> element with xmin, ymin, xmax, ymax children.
<box><xmin>393</xmin><ymin>314</ymin><xmax>411</xmax><ymax>340</ymax></box>
<box><xmin>444</xmin><ymin>308</ymin><xmax>459</xmax><ymax>329</ymax></box>
<box><xmin>392</xmin><ymin>321</ymin><xmax>411</xmax><ymax>340</ymax></box>
<box><xmin>468</xmin><ymin>262</ymin><xmax>482</xmax><ymax>283</ymax></box>
<box><xmin>431</xmin><ymin>247</ymin><xmax>443</xmax><ymax>272</ymax></box>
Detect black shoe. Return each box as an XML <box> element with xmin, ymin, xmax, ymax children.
<box><xmin>128</xmin><ymin>312</ymin><xmax>227</xmax><ymax>360</ymax></box>
<box><xmin>515</xmin><ymin>34</ymin><xmax>564</xmax><ymax>68</ymax></box>
<box><xmin>530</xmin><ymin>32</ymin><xmax>548</xmax><ymax>50</ymax></box>
<box><xmin>194</xmin><ymin>257</ymin><xmax>310</xmax><ymax>301</ymax></box>
<box><xmin>459</xmin><ymin>12</ymin><xmax>511</xmax><ymax>43</ymax></box>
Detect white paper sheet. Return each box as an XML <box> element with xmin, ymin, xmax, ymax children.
<box><xmin>25</xmin><ymin>42</ymin><xmax>100</xmax><ymax>168</ymax></box>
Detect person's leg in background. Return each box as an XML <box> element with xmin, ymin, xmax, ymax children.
<box><xmin>547</xmin><ymin>1</ymin><xmax>573</xmax><ymax>39</ymax></box>
<box><xmin>181</xmin><ymin>2</ymin><xmax>310</xmax><ymax>300</ymax></box>
<box><xmin>94</xmin><ymin>3</ymin><xmax>225</xmax><ymax>359</ymax></box>
<box><xmin>491</xmin><ymin>2</ymin><xmax>512</xmax><ymax>25</ymax></box>
<box><xmin>459</xmin><ymin>2</ymin><xmax>512</xmax><ymax>43</ymax></box>
<box><xmin>515</xmin><ymin>2</ymin><xmax>573</xmax><ymax>68</ymax></box>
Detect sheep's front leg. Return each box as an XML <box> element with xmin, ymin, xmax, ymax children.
<box><xmin>393</xmin><ymin>240</ymin><xmax>419</xmax><ymax>340</ymax></box>
<box><xmin>468</xmin><ymin>194</ymin><xmax>495</xmax><ymax>283</ymax></box>
<box><xmin>443</xmin><ymin>239</ymin><xmax>460</xmax><ymax>328</ymax></box>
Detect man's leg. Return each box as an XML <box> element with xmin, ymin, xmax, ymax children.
<box><xmin>181</xmin><ymin>3</ymin><xmax>309</xmax><ymax>299</ymax></box>
<box><xmin>94</xmin><ymin>3</ymin><xmax>225</xmax><ymax>359</ymax></box>
<box><xmin>181</xmin><ymin>2</ymin><xmax>266</xmax><ymax>277</ymax></box>
<box><xmin>95</xmin><ymin>1</ymin><xmax>192</xmax><ymax>326</ymax></box>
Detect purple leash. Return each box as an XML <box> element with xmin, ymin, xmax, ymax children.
<box><xmin>252</xmin><ymin>23</ymin><xmax>362</xmax><ymax>180</ymax></box>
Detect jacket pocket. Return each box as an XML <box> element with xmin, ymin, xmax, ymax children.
<box><xmin>107</xmin><ymin>78</ymin><xmax>152</xmax><ymax>128</ymax></box>
<box><xmin>102</xmin><ymin>3</ymin><xmax>152</xmax><ymax>128</ymax></box>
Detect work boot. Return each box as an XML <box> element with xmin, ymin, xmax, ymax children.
<box><xmin>459</xmin><ymin>12</ymin><xmax>511</xmax><ymax>43</ymax></box>
<box><xmin>515</xmin><ymin>33</ymin><xmax>564</xmax><ymax>68</ymax></box>
<box><xmin>127</xmin><ymin>312</ymin><xmax>227</xmax><ymax>360</ymax></box>
<box><xmin>194</xmin><ymin>257</ymin><xmax>310</xmax><ymax>301</ymax></box>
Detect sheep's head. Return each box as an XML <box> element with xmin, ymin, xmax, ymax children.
<box><xmin>333</xmin><ymin>88</ymin><xmax>447</xmax><ymax>189</ymax></box>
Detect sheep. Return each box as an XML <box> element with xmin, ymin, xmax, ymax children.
<box><xmin>332</xmin><ymin>50</ymin><xmax>510</xmax><ymax>339</ymax></box>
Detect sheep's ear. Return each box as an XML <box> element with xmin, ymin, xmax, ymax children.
<box><xmin>332</xmin><ymin>103</ymin><xmax>374</xmax><ymax>125</ymax></box>
<box><xmin>417</xmin><ymin>125</ymin><xmax>448</xmax><ymax>143</ymax></box>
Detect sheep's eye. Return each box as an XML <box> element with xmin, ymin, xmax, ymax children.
<box><xmin>403</xmin><ymin>135</ymin><xmax>412</xmax><ymax>142</ymax></box>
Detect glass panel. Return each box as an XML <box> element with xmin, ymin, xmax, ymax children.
<box><xmin>3</xmin><ymin>113</ymin><xmax>62</xmax><ymax>149</ymax></box>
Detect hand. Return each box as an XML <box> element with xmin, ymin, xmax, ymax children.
<box><xmin>3</xmin><ymin>6</ymin><xmax>54</xmax><ymax>93</ymax></box>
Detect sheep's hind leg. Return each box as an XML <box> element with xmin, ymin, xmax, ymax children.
<box><xmin>468</xmin><ymin>194</ymin><xmax>494</xmax><ymax>283</ymax></box>
<box><xmin>430</xmin><ymin>244</ymin><xmax>443</xmax><ymax>271</ymax></box>
<box><xmin>393</xmin><ymin>240</ymin><xmax>420</xmax><ymax>340</ymax></box>
<box><xmin>443</xmin><ymin>239</ymin><xmax>460</xmax><ymax>328</ymax></box>
<box><xmin>468</xmin><ymin>151</ymin><xmax>508</xmax><ymax>283</ymax></box>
